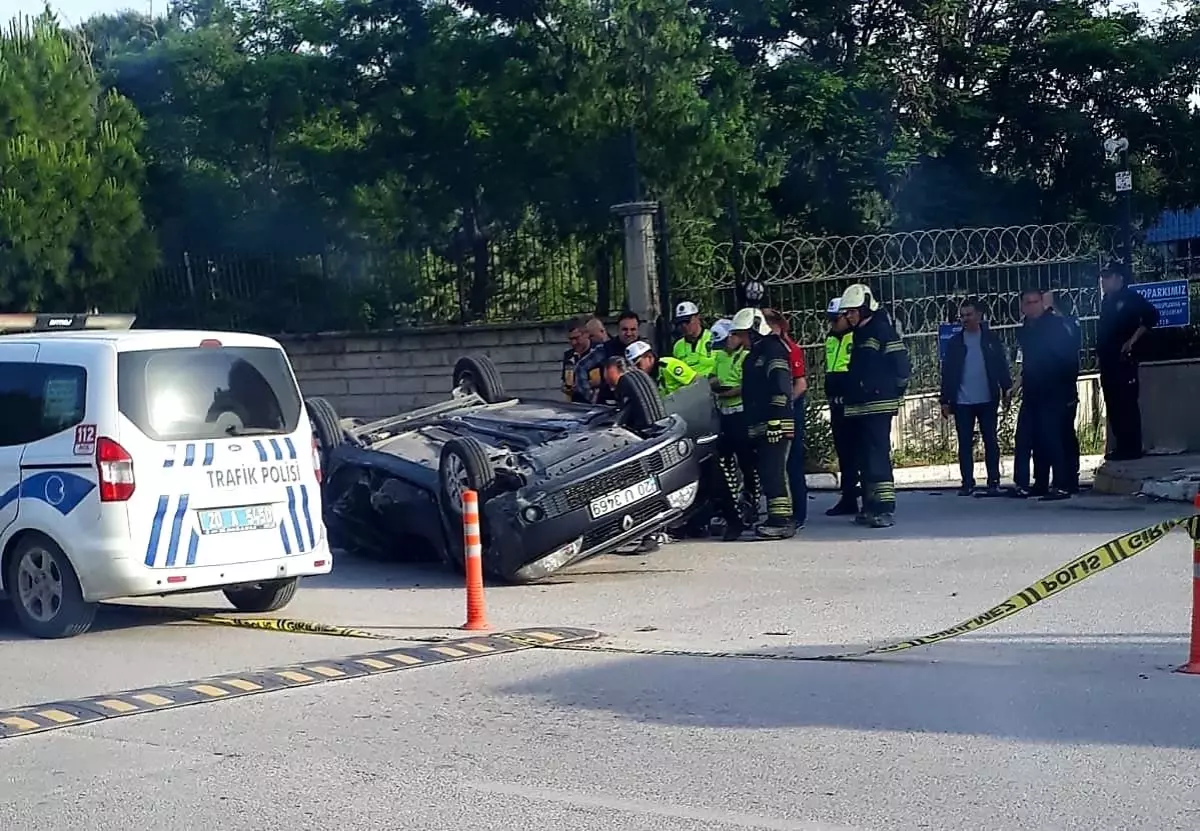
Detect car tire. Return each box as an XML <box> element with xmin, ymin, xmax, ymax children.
<box><xmin>618</xmin><ymin>368</ymin><xmax>667</xmax><ymax>425</ymax></box>
<box><xmin>437</xmin><ymin>436</ymin><xmax>497</xmax><ymax>570</ymax></box>
<box><xmin>453</xmin><ymin>355</ymin><xmax>507</xmax><ymax>403</ymax></box>
<box><xmin>306</xmin><ymin>397</ymin><xmax>342</xmax><ymax>469</ymax></box>
<box><xmin>223</xmin><ymin>578</ymin><xmax>299</xmax><ymax>613</ymax></box>
<box><xmin>5</xmin><ymin>534</ymin><xmax>97</xmax><ymax>639</ymax></box>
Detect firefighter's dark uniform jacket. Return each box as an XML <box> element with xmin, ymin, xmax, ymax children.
<box><xmin>743</xmin><ymin>333</ymin><xmax>795</xmax><ymax>436</ymax></box>
<box><xmin>844</xmin><ymin>311</ymin><xmax>910</xmax><ymax>417</ymax></box>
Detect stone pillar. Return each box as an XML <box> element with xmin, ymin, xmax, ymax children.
<box><xmin>611</xmin><ymin>201</ymin><xmax>661</xmax><ymax>339</ymax></box>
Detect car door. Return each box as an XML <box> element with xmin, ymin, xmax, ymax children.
<box><xmin>0</xmin><ymin>343</ymin><xmax>43</xmax><ymax>540</ymax></box>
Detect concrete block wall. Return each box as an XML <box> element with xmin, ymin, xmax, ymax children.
<box><xmin>280</xmin><ymin>321</ymin><xmax>570</xmax><ymax>419</ymax></box>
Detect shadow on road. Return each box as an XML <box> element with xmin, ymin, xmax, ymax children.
<box><xmin>499</xmin><ymin>632</ymin><xmax>1200</xmax><ymax>750</ymax></box>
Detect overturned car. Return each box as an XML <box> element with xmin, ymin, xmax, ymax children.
<box><xmin>311</xmin><ymin>355</ymin><xmax>707</xmax><ymax>582</ymax></box>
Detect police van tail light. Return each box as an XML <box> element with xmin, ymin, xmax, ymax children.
<box><xmin>312</xmin><ymin>436</ymin><xmax>322</xmax><ymax>484</ymax></box>
<box><xmin>97</xmin><ymin>437</ymin><xmax>136</xmax><ymax>502</ymax></box>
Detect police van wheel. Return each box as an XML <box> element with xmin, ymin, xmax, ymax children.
<box><xmin>223</xmin><ymin>578</ymin><xmax>299</xmax><ymax>613</ymax></box>
<box><xmin>453</xmin><ymin>355</ymin><xmax>507</xmax><ymax>404</ymax></box>
<box><xmin>5</xmin><ymin>535</ymin><xmax>96</xmax><ymax>639</ymax></box>
<box><xmin>305</xmin><ymin>397</ymin><xmax>343</xmax><ymax>469</ymax></box>
<box><xmin>618</xmin><ymin>369</ymin><xmax>667</xmax><ymax>425</ymax></box>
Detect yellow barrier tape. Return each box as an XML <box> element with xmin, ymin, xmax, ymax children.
<box><xmin>536</xmin><ymin>513</ymin><xmax>1200</xmax><ymax>663</ymax></box>
<box><xmin>191</xmin><ymin>615</ymin><xmax>391</xmax><ymax>640</ymax></box>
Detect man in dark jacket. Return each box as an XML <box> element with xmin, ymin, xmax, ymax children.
<box><xmin>839</xmin><ymin>284</ymin><xmax>911</xmax><ymax>528</ymax></box>
<box><xmin>939</xmin><ymin>298</ymin><xmax>1012</xmax><ymax>496</ymax></box>
<box><xmin>1097</xmin><ymin>263</ymin><xmax>1159</xmax><ymax>460</ymax></box>
<box><xmin>1011</xmin><ymin>288</ymin><xmax>1078</xmax><ymax>501</ymax></box>
<box><xmin>732</xmin><ymin>306</ymin><xmax>797</xmax><ymax>540</ymax></box>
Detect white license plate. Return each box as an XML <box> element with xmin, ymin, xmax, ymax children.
<box><xmin>198</xmin><ymin>505</ymin><xmax>277</xmax><ymax>535</ymax></box>
<box><xmin>588</xmin><ymin>477</ymin><xmax>661</xmax><ymax>519</ymax></box>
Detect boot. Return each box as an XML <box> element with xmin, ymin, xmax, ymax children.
<box><xmin>754</xmin><ymin>517</ymin><xmax>797</xmax><ymax>540</ymax></box>
<box><xmin>825</xmin><ymin>498</ymin><xmax>858</xmax><ymax>517</ymax></box>
<box><xmin>867</xmin><ymin>512</ymin><xmax>894</xmax><ymax>528</ymax></box>
<box><xmin>722</xmin><ymin>520</ymin><xmax>745</xmax><ymax>542</ymax></box>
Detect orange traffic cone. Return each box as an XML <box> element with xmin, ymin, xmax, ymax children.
<box><xmin>461</xmin><ymin>489</ymin><xmax>490</xmax><ymax>631</ymax></box>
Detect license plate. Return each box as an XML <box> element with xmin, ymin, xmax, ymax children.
<box><xmin>588</xmin><ymin>477</ymin><xmax>661</xmax><ymax>519</ymax></box>
<box><xmin>198</xmin><ymin>505</ymin><xmax>277</xmax><ymax>535</ymax></box>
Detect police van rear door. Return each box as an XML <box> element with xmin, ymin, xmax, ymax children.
<box><xmin>116</xmin><ymin>334</ymin><xmax>321</xmax><ymax>570</ymax></box>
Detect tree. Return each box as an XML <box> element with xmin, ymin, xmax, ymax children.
<box><xmin>0</xmin><ymin>13</ymin><xmax>157</xmax><ymax>312</ymax></box>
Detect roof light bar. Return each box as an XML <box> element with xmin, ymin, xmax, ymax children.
<box><xmin>0</xmin><ymin>313</ymin><xmax>137</xmax><ymax>334</ymax></box>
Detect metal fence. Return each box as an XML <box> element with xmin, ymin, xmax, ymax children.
<box><xmin>136</xmin><ymin>229</ymin><xmax>628</xmax><ymax>332</ymax></box>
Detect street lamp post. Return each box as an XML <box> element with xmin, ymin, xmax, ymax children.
<box><xmin>1104</xmin><ymin>136</ymin><xmax>1133</xmax><ymax>280</ymax></box>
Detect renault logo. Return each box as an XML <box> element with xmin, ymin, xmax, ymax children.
<box><xmin>621</xmin><ymin>514</ymin><xmax>634</xmax><ymax>531</ymax></box>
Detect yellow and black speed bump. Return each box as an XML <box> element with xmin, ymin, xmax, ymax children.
<box><xmin>0</xmin><ymin>627</ymin><xmax>597</xmax><ymax>741</ymax></box>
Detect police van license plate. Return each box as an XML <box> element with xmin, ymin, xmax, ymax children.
<box><xmin>588</xmin><ymin>477</ymin><xmax>660</xmax><ymax>519</ymax></box>
<box><xmin>198</xmin><ymin>505</ymin><xmax>276</xmax><ymax>535</ymax></box>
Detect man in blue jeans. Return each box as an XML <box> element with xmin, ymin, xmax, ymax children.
<box><xmin>938</xmin><ymin>298</ymin><xmax>1013</xmax><ymax>497</ymax></box>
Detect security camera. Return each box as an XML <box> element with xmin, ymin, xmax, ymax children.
<box><xmin>1103</xmin><ymin>137</ymin><xmax>1129</xmax><ymax>155</ymax></box>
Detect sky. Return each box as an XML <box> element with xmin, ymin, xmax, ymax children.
<box><xmin>4</xmin><ymin>0</ymin><xmax>1174</xmax><ymax>27</ymax></box>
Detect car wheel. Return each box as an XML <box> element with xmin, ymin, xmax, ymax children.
<box><xmin>223</xmin><ymin>578</ymin><xmax>299</xmax><ymax>613</ymax></box>
<box><xmin>617</xmin><ymin>368</ymin><xmax>667</xmax><ymax>425</ymax></box>
<box><xmin>5</xmin><ymin>534</ymin><xmax>96</xmax><ymax>639</ymax></box>
<box><xmin>305</xmin><ymin>397</ymin><xmax>343</xmax><ymax>469</ymax></box>
<box><xmin>453</xmin><ymin>355</ymin><xmax>507</xmax><ymax>403</ymax></box>
<box><xmin>438</xmin><ymin>436</ymin><xmax>497</xmax><ymax>515</ymax></box>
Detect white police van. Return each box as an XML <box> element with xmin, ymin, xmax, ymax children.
<box><xmin>0</xmin><ymin>314</ymin><xmax>332</xmax><ymax>639</ymax></box>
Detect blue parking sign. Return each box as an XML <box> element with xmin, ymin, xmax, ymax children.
<box><xmin>938</xmin><ymin>323</ymin><xmax>962</xmax><ymax>361</ymax></box>
<box><xmin>1131</xmin><ymin>279</ymin><xmax>1190</xmax><ymax>328</ymax></box>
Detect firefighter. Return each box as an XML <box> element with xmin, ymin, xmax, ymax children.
<box><xmin>823</xmin><ymin>297</ymin><xmax>860</xmax><ymax>516</ymax></box>
<box><xmin>626</xmin><ymin>340</ymin><xmax>698</xmax><ymax>396</ymax></box>
<box><xmin>731</xmin><ymin>307</ymin><xmax>796</xmax><ymax>539</ymax></box>
<box><xmin>709</xmin><ymin>318</ymin><xmax>759</xmax><ymax>540</ymax></box>
<box><xmin>838</xmin><ymin>284</ymin><xmax>910</xmax><ymax>529</ymax></box>
<box><xmin>672</xmin><ymin>301</ymin><xmax>716</xmax><ymax>376</ymax></box>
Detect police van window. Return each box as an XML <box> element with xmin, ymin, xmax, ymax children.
<box><xmin>0</xmin><ymin>362</ymin><xmax>87</xmax><ymax>448</ymax></box>
<box><xmin>117</xmin><ymin>347</ymin><xmax>302</xmax><ymax>441</ymax></box>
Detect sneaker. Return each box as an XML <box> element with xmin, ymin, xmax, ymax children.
<box><xmin>868</xmin><ymin>512</ymin><xmax>895</xmax><ymax>528</ymax></box>
<box><xmin>825</xmin><ymin>500</ymin><xmax>859</xmax><ymax>517</ymax></box>
<box><xmin>1038</xmin><ymin>488</ymin><xmax>1070</xmax><ymax>502</ymax></box>
<box><xmin>984</xmin><ymin>485</ymin><xmax>1003</xmax><ymax>497</ymax></box>
<box><xmin>754</xmin><ymin>520</ymin><xmax>797</xmax><ymax>540</ymax></box>
<box><xmin>957</xmin><ymin>485</ymin><xmax>974</xmax><ymax>496</ymax></box>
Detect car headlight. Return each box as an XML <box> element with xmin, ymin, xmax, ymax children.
<box><xmin>521</xmin><ymin>505</ymin><xmax>544</xmax><ymax>523</ymax></box>
<box><xmin>675</xmin><ymin>438</ymin><xmax>692</xmax><ymax>459</ymax></box>
<box><xmin>667</xmin><ymin>482</ymin><xmax>699</xmax><ymax>510</ymax></box>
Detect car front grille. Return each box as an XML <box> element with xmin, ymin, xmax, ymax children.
<box><xmin>543</xmin><ymin>445</ymin><xmax>682</xmax><ymax>517</ymax></box>
<box><xmin>581</xmin><ymin>498</ymin><xmax>670</xmax><ymax>550</ymax></box>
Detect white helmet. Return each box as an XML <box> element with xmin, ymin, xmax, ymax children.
<box><xmin>730</xmin><ymin>307</ymin><xmax>771</xmax><ymax>336</ymax></box>
<box><xmin>838</xmin><ymin>283</ymin><xmax>881</xmax><ymax>312</ymax></box>
<box><xmin>625</xmin><ymin>340</ymin><xmax>654</xmax><ymax>362</ymax></box>
<box><xmin>673</xmin><ymin>300</ymin><xmax>700</xmax><ymax>322</ymax></box>
<box><xmin>826</xmin><ymin>297</ymin><xmax>842</xmax><ymax>314</ymax></box>
<box><xmin>709</xmin><ymin>318</ymin><xmax>734</xmax><ymax>343</ymax></box>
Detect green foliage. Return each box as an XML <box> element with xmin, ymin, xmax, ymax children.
<box><xmin>0</xmin><ymin>14</ymin><xmax>157</xmax><ymax>311</ymax></box>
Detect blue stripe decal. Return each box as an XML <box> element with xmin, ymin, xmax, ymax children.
<box><xmin>286</xmin><ymin>486</ymin><xmax>305</xmax><ymax>553</ymax></box>
<box><xmin>144</xmin><ymin>495</ymin><xmax>170</xmax><ymax>566</ymax></box>
<box><xmin>284</xmin><ymin>437</ymin><xmax>297</xmax><ymax>460</ymax></box>
<box><xmin>300</xmin><ymin>484</ymin><xmax>315</xmax><ymax>549</ymax></box>
<box><xmin>0</xmin><ymin>472</ymin><xmax>96</xmax><ymax>516</ymax></box>
<box><xmin>164</xmin><ymin>494</ymin><xmax>190</xmax><ymax>568</ymax></box>
<box><xmin>253</xmin><ymin>440</ymin><xmax>268</xmax><ymax>462</ymax></box>
<box><xmin>279</xmin><ymin>522</ymin><xmax>292</xmax><ymax>555</ymax></box>
<box><xmin>185</xmin><ymin>529</ymin><xmax>200</xmax><ymax>566</ymax></box>
<box><xmin>270</xmin><ymin>438</ymin><xmax>284</xmax><ymax>461</ymax></box>
<box><xmin>164</xmin><ymin>444</ymin><xmax>176</xmax><ymax>468</ymax></box>
<box><xmin>183</xmin><ymin>444</ymin><xmax>196</xmax><ymax>467</ymax></box>
<box><xmin>202</xmin><ymin>442</ymin><xmax>215</xmax><ymax>467</ymax></box>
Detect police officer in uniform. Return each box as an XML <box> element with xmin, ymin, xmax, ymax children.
<box><xmin>1097</xmin><ymin>263</ymin><xmax>1158</xmax><ymax>460</ymax></box>
<box><xmin>626</xmin><ymin>340</ymin><xmax>698</xmax><ymax>395</ymax></box>
<box><xmin>672</xmin><ymin>301</ymin><xmax>716</xmax><ymax>376</ymax></box>
<box><xmin>710</xmin><ymin>319</ymin><xmax>758</xmax><ymax>540</ymax></box>
<box><xmin>838</xmin><ymin>284</ymin><xmax>910</xmax><ymax>529</ymax></box>
<box><xmin>822</xmin><ymin>297</ymin><xmax>859</xmax><ymax>516</ymax></box>
<box><xmin>731</xmin><ymin>307</ymin><xmax>796</xmax><ymax>539</ymax></box>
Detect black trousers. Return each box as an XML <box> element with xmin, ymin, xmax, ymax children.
<box><xmin>952</xmin><ymin>401</ymin><xmax>1000</xmax><ymax>489</ymax></box>
<box><xmin>716</xmin><ymin>412</ymin><xmax>757</xmax><ymax>524</ymax></box>
<box><xmin>1058</xmin><ymin>398</ymin><xmax>1080</xmax><ymax>491</ymax></box>
<box><xmin>852</xmin><ymin>412</ymin><xmax>895</xmax><ymax>514</ymax></box>
<box><xmin>829</xmin><ymin>403</ymin><xmax>859</xmax><ymax>502</ymax></box>
<box><xmin>1015</xmin><ymin>392</ymin><xmax>1068</xmax><ymax>490</ymax></box>
<box><xmin>1101</xmin><ymin>361</ymin><xmax>1143</xmax><ymax>458</ymax></box>
<box><xmin>756</xmin><ymin>436</ymin><xmax>792</xmax><ymax>520</ymax></box>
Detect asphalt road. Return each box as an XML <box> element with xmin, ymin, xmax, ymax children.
<box><xmin>3</xmin><ymin>489</ymin><xmax>1200</xmax><ymax>830</ymax></box>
